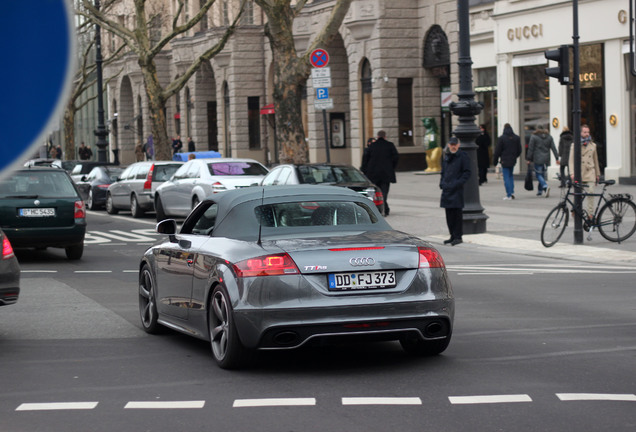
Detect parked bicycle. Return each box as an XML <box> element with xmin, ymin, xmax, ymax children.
<box><xmin>541</xmin><ymin>175</ymin><xmax>636</xmax><ymax>247</ymax></box>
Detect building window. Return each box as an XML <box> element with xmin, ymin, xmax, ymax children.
<box><xmin>222</xmin><ymin>0</ymin><xmax>229</xmax><ymax>25</ymax></box>
<box><xmin>360</xmin><ymin>59</ymin><xmax>373</xmax><ymax>144</ymax></box>
<box><xmin>199</xmin><ymin>0</ymin><xmax>208</xmax><ymax>32</ymax></box>
<box><xmin>241</xmin><ymin>1</ymin><xmax>254</xmax><ymax>25</ymax></box>
<box><xmin>397</xmin><ymin>78</ymin><xmax>413</xmax><ymax>146</ymax></box>
<box><xmin>248</xmin><ymin>96</ymin><xmax>260</xmax><ymax>149</ymax></box>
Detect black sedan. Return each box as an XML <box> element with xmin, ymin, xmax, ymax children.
<box><xmin>0</xmin><ymin>229</ymin><xmax>20</xmax><ymax>307</ymax></box>
<box><xmin>139</xmin><ymin>185</ymin><xmax>453</xmax><ymax>369</ymax></box>
<box><xmin>260</xmin><ymin>163</ymin><xmax>385</xmax><ymax>213</ymax></box>
<box><xmin>76</xmin><ymin>166</ymin><xmax>124</xmax><ymax>210</ymax></box>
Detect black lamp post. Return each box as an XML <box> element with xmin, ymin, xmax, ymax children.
<box><xmin>94</xmin><ymin>0</ymin><xmax>109</xmax><ymax>162</ymax></box>
<box><xmin>449</xmin><ymin>0</ymin><xmax>488</xmax><ymax>234</ymax></box>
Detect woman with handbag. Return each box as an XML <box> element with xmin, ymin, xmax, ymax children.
<box><xmin>493</xmin><ymin>123</ymin><xmax>522</xmax><ymax>200</ymax></box>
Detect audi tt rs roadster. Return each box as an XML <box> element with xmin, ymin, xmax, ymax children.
<box><xmin>139</xmin><ymin>185</ymin><xmax>454</xmax><ymax>369</ymax></box>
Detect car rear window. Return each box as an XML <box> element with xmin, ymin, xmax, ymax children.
<box><xmin>298</xmin><ymin>165</ymin><xmax>367</xmax><ymax>184</ymax></box>
<box><xmin>0</xmin><ymin>171</ymin><xmax>78</xmax><ymax>198</ymax></box>
<box><xmin>152</xmin><ymin>164</ymin><xmax>181</xmax><ymax>182</ymax></box>
<box><xmin>208</xmin><ymin>162</ymin><xmax>268</xmax><ymax>176</ymax></box>
<box><xmin>255</xmin><ymin>201</ymin><xmax>377</xmax><ymax>227</ymax></box>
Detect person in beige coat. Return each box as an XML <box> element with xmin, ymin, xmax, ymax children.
<box><xmin>569</xmin><ymin>124</ymin><xmax>601</xmax><ymax>217</ymax></box>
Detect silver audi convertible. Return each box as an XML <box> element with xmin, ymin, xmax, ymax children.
<box><xmin>139</xmin><ymin>185</ymin><xmax>454</xmax><ymax>369</ymax></box>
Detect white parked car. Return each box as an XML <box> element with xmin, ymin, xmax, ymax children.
<box><xmin>154</xmin><ymin>158</ymin><xmax>268</xmax><ymax>221</ymax></box>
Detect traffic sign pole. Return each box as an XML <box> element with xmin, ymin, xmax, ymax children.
<box><xmin>310</xmin><ymin>49</ymin><xmax>331</xmax><ymax>162</ymax></box>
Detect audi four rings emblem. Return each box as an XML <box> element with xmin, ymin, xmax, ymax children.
<box><xmin>349</xmin><ymin>257</ymin><xmax>375</xmax><ymax>266</ymax></box>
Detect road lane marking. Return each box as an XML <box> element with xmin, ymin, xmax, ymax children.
<box><xmin>16</xmin><ymin>402</ymin><xmax>98</xmax><ymax>411</ymax></box>
<box><xmin>557</xmin><ymin>393</ymin><xmax>636</xmax><ymax>402</ymax></box>
<box><xmin>448</xmin><ymin>395</ymin><xmax>532</xmax><ymax>404</ymax></box>
<box><xmin>233</xmin><ymin>398</ymin><xmax>316</xmax><ymax>407</ymax></box>
<box><xmin>74</xmin><ymin>271</ymin><xmax>112</xmax><ymax>274</ymax></box>
<box><xmin>91</xmin><ymin>230</ymin><xmax>156</xmax><ymax>242</ymax></box>
<box><xmin>20</xmin><ymin>270</ymin><xmax>58</xmax><ymax>273</ymax></box>
<box><xmin>125</xmin><ymin>401</ymin><xmax>205</xmax><ymax>409</ymax></box>
<box><xmin>342</xmin><ymin>397</ymin><xmax>422</xmax><ymax>405</ymax></box>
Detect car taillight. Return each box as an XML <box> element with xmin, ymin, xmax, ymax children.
<box><xmin>2</xmin><ymin>236</ymin><xmax>15</xmax><ymax>259</ymax></box>
<box><xmin>232</xmin><ymin>253</ymin><xmax>299</xmax><ymax>278</ymax></box>
<box><xmin>74</xmin><ymin>201</ymin><xmax>86</xmax><ymax>219</ymax></box>
<box><xmin>212</xmin><ymin>181</ymin><xmax>227</xmax><ymax>192</ymax></box>
<box><xmin>144</xmin><ymin>164</ymin><xmax>155</xmax><ymax>191</ymax></box>
<box><xmin>96</xmin><ymin>184</ymin><xmax>110</xmax><ymax>189</ymax></box>
<box><xmin>418</xmin><ymin>247</ymin><xmax>445</xmax><ymax>268</ymax></box>
<box><xmin>373</xmin><ymin>191</ymin><xmax>384</xmax><ymax>206</ymax></box>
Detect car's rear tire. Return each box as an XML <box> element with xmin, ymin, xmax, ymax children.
<box><xmin>131</xmin><ymin>194</ymin><xmax>144</xmax><ymax>218</ymax></box>
<box><xmin>139</xmin><ymin>265</ymin><xmax>162</xmax><ymax>334</ymax></box>
<box><xmin>155</xmin><ymin>195</ymin><xmax>167</xmax><ymax>222</ymax></box>
<box><xmin>209</xmin><ymin>285</ymin><xmax>251</xmax><ymax>369</ymax></box>
<box><xmin>400</xmin><ymin>333</ymin><xmax>451</xmax><ymax>356</ymax></box>
<box><xmin>65</xmin><ymin>243</ymin><xmax>84</xmax><ymax>260</ymax></box>
<box><xmin>105</xmin><ymin>193</ymin><xmax>119</xmax><ymax>214</ymax></box>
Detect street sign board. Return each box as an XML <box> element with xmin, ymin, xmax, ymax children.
<box><xmin>316</xmin><ymin>88</ymin><xmax>329</xmax><ymax>100</ymax></box>
<box><xmin>310</xmin><ymin>49</ymin><xmax>330</xmax><ymax>68</ymax></box>
<box><xmin>314</xmin><ymin>98</ymin><xmax>334</xmax><ymax>110</ymax></box>
<box><xmin>0</xmin><ymin>1</ymin><xmax>76</xmax><ymax>178</ymax></box>
<box><xmin>311</xmin><ymin>67</ymin><xmax>332</xmax><ymax>88</ymax></box>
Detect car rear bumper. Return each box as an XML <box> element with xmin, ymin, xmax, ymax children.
<box><xmin>0</xmin><ymin>260</ymin><xmax>20</xmax><ymax>306</ymax></box>
<box><xmin>138</xmin><ymin>192</ymin><xmax>155</xmax><ymax>210</ymax></box>
<box><xmin>234</xmin><ymin>298</ymin><xmax>454</xmax><ymax>350</ymax></box>
<box><xmin>4</xmin><ymin>223</ymin><xmax>86</xmax><ymax>248</ymax></box>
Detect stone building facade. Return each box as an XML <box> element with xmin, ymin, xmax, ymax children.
<box><xmin>103</xmin><ymin>0</ymin><xmax>459</xmax><ymax>169</ymax></box>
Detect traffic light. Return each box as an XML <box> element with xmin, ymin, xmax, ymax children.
<box><xmin>545</xmin><ymin>45</ymin><xmax>570</xmax><ymax>85</ymax></box>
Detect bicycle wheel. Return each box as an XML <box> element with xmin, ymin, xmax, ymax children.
<box><xmin>541</xmin><ymin>205</ymin><xmax>569</xmax><ymax>247</ymax></box>
<box><xmin>597</xmin><ymin>198</ymin><xmax>636</xmax><ymax>242</ymax></box>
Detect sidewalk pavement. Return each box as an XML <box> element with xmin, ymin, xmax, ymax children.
<box><xmin>385</xmin><ymin>170</ymin><xmax>636</xmax><ymax>264</ymax></box>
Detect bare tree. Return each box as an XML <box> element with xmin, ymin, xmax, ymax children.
<box><xmin>80</xmin><ymin>0</ymin><xmax>246</xmax><ymax>160</ymax></box>
<box><xmin>255</xmin><ymin>0</ymin><xmax>352</xmax><ymax>163</ymax></box>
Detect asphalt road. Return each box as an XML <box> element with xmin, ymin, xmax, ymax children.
<box><xmin>1</xmin><ymin>208</ymin><xmax>636</xmax><ymax>431</ymax></box>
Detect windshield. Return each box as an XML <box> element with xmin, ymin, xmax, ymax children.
<box><xmin>0</xmin><ymin>171</ymin><xmax>78</xmax><ymax>198</ymax></box>
<box><xmin>298</xmin><ymin>165</ymin><xmax>367</xmax><ymax>184</ymax></box>
<box><xmin>208</xmin><ymin>162</ymin><xmax>268</xmax><ymax>176</ymax></box>
<box><xmin>255</xmin><ymin>201</ymin><xmax>377</xmax><ymax>227</ymax></box>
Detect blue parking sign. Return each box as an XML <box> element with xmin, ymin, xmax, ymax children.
<box><xmin>0</xmin><ymin>1</ymin><xmax>76</xmax><ymax>177</ymax></box>
<box><xmin>316</xmin><ymin>88</ymin><xmax>329</xmax><ymax>100</ymax></box>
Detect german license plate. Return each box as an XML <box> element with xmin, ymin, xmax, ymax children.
<box><xmin>328</xmin><ymin>270</ymin><xmax>396</xmax><ymax>291</ymax></box>
<box><xmin>19</xmin><ymin>208</ymin><xmax>55</xmax><ymax>217</ymax></box>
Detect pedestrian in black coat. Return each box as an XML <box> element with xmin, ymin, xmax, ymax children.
<box><xmin>493</xmin><ymin>123</ymin><xmax>522</xmax><ymax>199</ymax></box>
<box><xmin>440</xmin><ymin>137</ymin><xmax>471</xmax><ymax>246</ymax></box>
<box><xmin>361</xmin><ymin>130</ymin><xmax>399</xmax><ymax>216</ymax></box>
<box><xmin>558</xmin><ymin>127</ymin><xmax>573</xmax><ymax>187</ymax></box>
<box><xmin>476</xmin><ymin>124</ymin><xmax>491</xmax><ymax>185</ymax></box>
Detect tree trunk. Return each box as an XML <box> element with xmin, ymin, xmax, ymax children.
<box><xmin>140</xmin><ymin>60</ymin><xmax>170</xmax><ymax>161</ymax></box>
<box><xmin>63</xmin><ymin>99</ymin><xmax>76</xmax><ymax>160</ymax></box>
<box><xmin>274</xmin><ymin>56</ymin><xmax>308</xmax><ymax>163</ymax></box>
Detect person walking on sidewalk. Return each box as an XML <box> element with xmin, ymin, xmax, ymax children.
<box><xmin>440</xmin><ymin>136</ymin><xmax>471</xmax><ymax>246</ymax></box>
<box><xmin>526</xmin><ymin>126</ymin><xmax>559</xmax><ymax>198</ymax></box>
<box><xmin>558</xmin><ymin>126</ymin><xmax>573</xmax><ymax>188</ymax></box>
<box><xmin>361</xmin><ymin>130</ymin><xmax>399</xmax><ymax>216</ymax></box>
<box><xmin>476</xmin><ymin>124</ymin><xmax>491</xmax><ymax>185</ymax></box>
<box><xmin>568</xmin><ymin>124</ymin><xmax>601</xmax><ymax>218</ymax></box>
<box><xmin>493</xmin><ymin>123</ymin><xmax>522</xmax><ymax>200</ymax></box>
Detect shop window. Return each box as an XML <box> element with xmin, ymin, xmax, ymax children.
<box><xmin>397</xmin><ymin>78</ymin><xmax>413</xmax><ymax>146</ymax></box>
<box><xmin>248</xmin><ymin>96</ymin><xmax>261</xmax><ymax>149</ymax></box>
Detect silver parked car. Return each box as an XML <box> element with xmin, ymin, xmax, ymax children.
<box><xmin>139</xmin><ymin>185</ymin><xmax>454</xmax><ymax>369</ymax></box>
<box><xmin>106</xmin><ymin>161</ymin><xmax>183</xmax><ymax>218</ymax></box>
<box><xmin>153</xmin><ymin>158</ymin><xmax>268</xmax><ymax>221</ymax></box>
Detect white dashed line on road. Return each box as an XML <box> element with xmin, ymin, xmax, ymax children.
<box><xmin>556</xmin><ymin>393</ymin><xmax>636</xmax><ymax>402</ymax></box>
<box><xmin>124</xmin><ymin>401</ymin><xmax>206</xmax><ymax>409</ymax></box>
<box><xmin>233</xmin><ymin>398</ymin><xmax>316</xmax><ymax>408</ymax></box>
<box><xmin>16</xmin><ymin>402</ymin><xmax>98</xmax><ymax>411</ymax></box>
<box><xmin>342</xmin><ymin>397</ymin><xmax>422</xmax><ymax>405</ymax></box>
<box><xmin>448</xmin><ymin>394</ymin><xmax>533</xmax><ymax>404</ymax></box>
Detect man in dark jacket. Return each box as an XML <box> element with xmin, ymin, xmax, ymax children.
<box><xmin>440</xmin><ymin>136</ymin><xmax>471</xmax><ymax>246</ymax></box>
<box><xmin>557</xmin><ymin>126</ymin><xmax>572</xmax><ymax>188</ymax></box>
<box><xmin>476</xmin><ymin>124</ymin><xmax>491</xmax><ymax>185</ymax></box>
<box><xmin>493</xmin><ymin>123</ymin><xmax>522</xmax><ymax>200</ymax></box>
<box><xmin>361</xmin><ymin>130</ymin><xmax>399</xmax><ymax>216</ymax></box>
<box><xmin>526</xmin><ymin>127</ymin><xmax>559</xmax><ymax>197</ymax></box>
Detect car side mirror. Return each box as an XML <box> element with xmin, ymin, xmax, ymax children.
<box><xmin>156</xmin><ymin>219</ymin><xmax>177</xmax><ymax>243</ymax></box>
<box><xmin>80</xmin><ymin>175</ymin><xmax>87</xmax><ymax>182</ymax></box>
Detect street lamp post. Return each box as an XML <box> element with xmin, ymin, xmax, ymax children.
<box><xmin>94</xmin><ymin>0</ymin><xmax>109</xmax><ymax>162</ymax></box>
<box><xmin>449</xmin><ymin>0</ymin><xmax>488</xmax><ymax>234</ymax></box>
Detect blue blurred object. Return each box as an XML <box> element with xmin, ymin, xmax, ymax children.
<box><xmin>172</xmin><ymin>151</ymin><xmax>222</xmax><ymax>161</ymax></box>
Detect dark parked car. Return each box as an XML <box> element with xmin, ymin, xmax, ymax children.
<box><xmin>140</xmin><ymin>185</ymin><xmax>453</xmax><ymax>369</ymax></box>
<box><xmin>0</xmin><ymin>229</ymin><xmax>20</xmax><ymax>307</ymax></box>
<box><xmin>76</xmin><ymin>165</ymin><xmax>125</xmax><ymax>210</ymax></box>
<box><xmin>0</xmin><ymin>167</ymin><xmax>87</xmax><ymax>260</ymax></box>
<box><xmin>70</xmin><ymin>161</ymin><xmax>118</xmax><ymax>183</ymax></box>
<box><xmin>260</xmin><ymin>163</ymin><xmax>385</xmax><ymax>213</ymax></box>
<box><xmin>106</xmin><ymin>161</ymin><xmax>183</xmax><ymax>217</ymax></box>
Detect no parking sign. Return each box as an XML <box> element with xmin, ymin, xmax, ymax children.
<box><xmin>0</xmin><ymin>1</ymin><xmax>76</xmax><ymax>178</ymax></box>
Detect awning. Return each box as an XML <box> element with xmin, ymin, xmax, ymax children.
<box><xmin>260</xmin><ymin>103</ymin><xmax>275</xmax><ymax>115</ymax></box>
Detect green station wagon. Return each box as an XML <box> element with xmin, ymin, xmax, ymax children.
<box><xmin>0</xmin><ymin>167</ymin><xmax>87</xmax><ymax>260</ymax></box>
